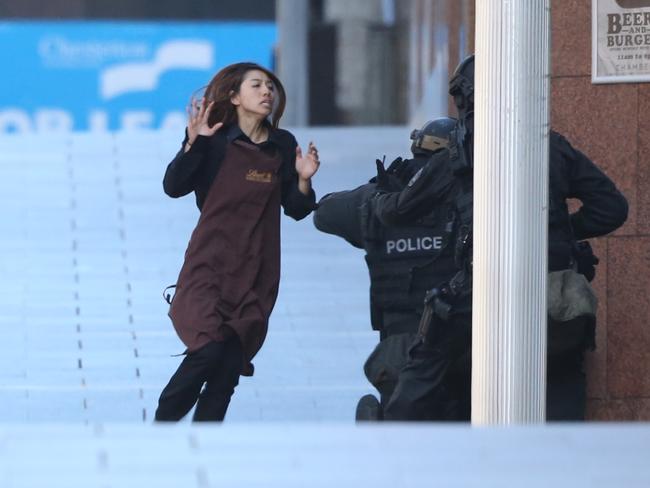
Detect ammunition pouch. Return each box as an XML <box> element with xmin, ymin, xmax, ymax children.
<box><xmin>547</xmin><ymin>269</ymin><xmax>598</xmax><ymax>355</ymax></box>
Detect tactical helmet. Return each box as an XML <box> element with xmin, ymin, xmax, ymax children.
<box><xmin>449</xmin><ymin>54</ymin><xmax>475</xmax><ymax>115</ymax></box>
<box><xmin>410</xmin><ymin>116</ymin><xmax>456</xmax><ymax>156</ymax></box>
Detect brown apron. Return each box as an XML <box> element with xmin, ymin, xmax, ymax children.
<box><xmin>169</xmin><ymin>139</ymin><xmax>283</xmax><ymax>376</ymax></box>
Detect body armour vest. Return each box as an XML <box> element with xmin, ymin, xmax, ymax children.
<box><xmin>360</xmin><ymin>200</ymin><xmax>457</xmax><ymax>332</ymax></box>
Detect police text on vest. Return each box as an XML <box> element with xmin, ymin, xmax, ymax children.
<box><xmin>386</xmin><ymin>236</ymin><xmax>443</xmax><ymax>254</ymax></box>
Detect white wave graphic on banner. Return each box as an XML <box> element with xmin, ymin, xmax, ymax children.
<box><xmin>100</xmin><ymin>40</ymin><xmax>214</xmax><ymax>99</ymax></box>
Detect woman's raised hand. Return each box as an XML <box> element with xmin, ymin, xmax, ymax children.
<box><xmin>186</xmin><ymin>97</ymin><xmax>223</xmax><ymax>146</ymax></box>
<box><xmin>295</xmin><ymin>141</ymin><xmax>321</xmax><ymax>181</ymax></box>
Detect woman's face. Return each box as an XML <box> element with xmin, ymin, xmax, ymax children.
<box><xmin>231</xmin><ymin>69</ymin><xmax>275</xmax><ymax>119</ymax></box>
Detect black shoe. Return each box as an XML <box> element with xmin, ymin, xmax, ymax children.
<box><xmin>355</xmin><ymin>394</ymin><xmax>382</xmax><ymax>421</ymax></box>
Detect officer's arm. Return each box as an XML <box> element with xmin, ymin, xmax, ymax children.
<box><xmin>313</xmin><ymin>183</ymin><xmax>376</xmax><ymax>248</ymax></box>
<box><xmin>559</xmin><ymin>134</ymin><xmax>629</xmax><ymax>239</ymax></box>
<box><xmin>372</xmin><ymin>151</ymin><xmax>456</xmax><ymax>226</ymax></box>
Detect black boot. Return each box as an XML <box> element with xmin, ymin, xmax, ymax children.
<box><xmin>355</xmin><ymin>394</ymin><xmax>383</xmax><ymax>421</ymax></box>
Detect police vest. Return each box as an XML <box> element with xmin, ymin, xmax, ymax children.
<box><xmin>361</xmin><ymin>202</ymin><xmax>457</xmax><ymax>330</ymax></box>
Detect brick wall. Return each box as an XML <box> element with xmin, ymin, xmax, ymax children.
<box><xmin>551</xmin><ymin>0</ymin><xmax>650</xmax><ymax>420</ymax></box>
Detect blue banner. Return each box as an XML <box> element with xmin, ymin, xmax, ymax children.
<box><xmin>0</xmin><ymin>21</ymin><xmax>276</xmax><ymax>133</ymax></box>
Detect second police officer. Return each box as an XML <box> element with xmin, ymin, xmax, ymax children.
<box><xmin>313</xmin><ymin>118</ymin><xmax>459</xmax><ymax>420</ymax></box>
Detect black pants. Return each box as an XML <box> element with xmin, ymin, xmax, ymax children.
<box><xmin>384</xmin><ymin>316</ymin><xmax>472</xmax><ymax>421</ymax></box>
<box><xmin>385</xmin><ymin>337</ymin><xmax>585</xmax><ymax>422</ymax></box>
<box><xmin>547</xmin><ymin>347</ymin><xmax>586</xmax><ymax>421</ymax></box>
<box><xmin>155</xmin><ymin>337</ymin><xmax>242</xmax><ymax>422</ymax></box>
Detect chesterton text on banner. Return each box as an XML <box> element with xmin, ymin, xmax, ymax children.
<box><xmin>0</xmin><ymin>21</ymin><xmax>276</xmax><ymax>133</ymax></box>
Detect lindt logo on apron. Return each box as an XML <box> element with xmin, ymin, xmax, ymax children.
<box><xmin>245</xmin><ymin>169</ymin><xmax>273</xmax><ymax>183</ymax></box>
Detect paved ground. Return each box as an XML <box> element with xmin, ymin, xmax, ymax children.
<box><xmin>0</xmin><ymin>127</ymin><xmax>410</xmax><ymax>423</ymax></box>
<box><xmin>2</xmin><ymin>423</ymin><xmax>650</xmax><ymax>487</ymax></box>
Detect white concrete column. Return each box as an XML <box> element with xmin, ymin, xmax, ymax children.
<box><xmin>471</xmin><ymin>1</ymin><xmax>551</xmax><ymax>424</ymax></box>
<box><xmin>276</xmin><ymin>0</ymin><xmax>309</xmax><ymax>126</ymax></box>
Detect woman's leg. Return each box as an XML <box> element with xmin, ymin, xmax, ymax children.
<box><xmin>155</xmin><ymin>341</ymin><xmax>225</xmax><ymax>421</ymax></box>
<box><xmin>193</xmin><ymin>336</ymin><xmax>242</xmax><ymax>421</ymax></box>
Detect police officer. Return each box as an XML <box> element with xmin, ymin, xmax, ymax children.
<box><xmin>372</xmin><ymin>57</ymin><xmax>476</xmax><ymax>421</ymax></box>
<box><xmin>313</xmin><ymin>118</ymin><xmax>457</xmax><ymax>420</ymax></box>
<box><xmin>374</xmin><ymin>54</ymin><xmax>629</xmax><ymax>421</ymax></box>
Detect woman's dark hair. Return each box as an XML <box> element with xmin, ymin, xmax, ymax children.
<box><xmin>201</xmin><ymin>62</ymin><xmax>286</xmax><ymax>129</ymax></box>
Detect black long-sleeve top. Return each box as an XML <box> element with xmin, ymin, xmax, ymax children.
<box><xmin>547</xmin><ymin>131</ymin><xmax>628</xmax><ymax>269</ymax></box>
<box><xmin>550</xmin><ymin>131</ymin><xmax>628</xmax><ymax>240</ymax></box>
<box><xmin>163</xmin><ymin>124</ymin><xmax>316</xmax><ymax>220</ymax></box>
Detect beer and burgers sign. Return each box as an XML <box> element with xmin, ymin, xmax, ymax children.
<box><xmin>593</xmin><ymin>0</ymin><xmax>650</xmax><ymax>82</ymax></box>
